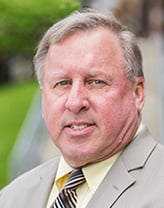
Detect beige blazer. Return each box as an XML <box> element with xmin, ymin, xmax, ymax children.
<box><xmin>1</xmin><ymin>127</ymin><xmax>164</xmax><ymax>207</ymax></box>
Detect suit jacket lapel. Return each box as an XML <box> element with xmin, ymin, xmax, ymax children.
<box><xmin>86</xmin><ymin>127</ymin><xmax>157</xmax><ymax>208</ymax></box>
<box><xmin>122</xmin><ymin>127</ymin><xmax>157</xmax><ymax>171</ymax></box>
<box><xmin>86</xmin><ymin>156</ymin><xmax>136</xmax><ymax>208</ymax></box>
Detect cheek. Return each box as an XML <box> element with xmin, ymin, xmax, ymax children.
<box><xmin>96</xmin><ymin>99</ymin><xmax>120</xmax><ymax>135</ymax></box>
<box><xmin>42</xmin><ymin>93</ymin><xmax>51</xmax><ymax>121</ymax></box>
<box><xmin>42</xmin><ymin>98</ymin><xmax>62</xmax><ymax>142</ymax></box>
<box><xmin>42</xmin><ymin>92</ymin><xmax>59</xmax><ymax>127</ymax></box>
<box><xmin>100</xmin><ymin>106</ymin><xmax>122</xmax><ymax>129</ymax></box>
<box><xmin>98</xmin><ymin>93</ymin><xmax>135</xmax><ymax>128</ymax></box>
<box><xmin>42</xmin><ymin>89</ymin><xmax>61</xmax><ymax>115</ymax></box>
<box><xmin>42</xmin><ymin>91</ymin><xmax>68</xmax><ymax>133</ymax></box>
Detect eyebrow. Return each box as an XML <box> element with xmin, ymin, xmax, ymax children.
<box><xmin>86</xmin><ymin>71</ymin><xmax>105</xmax><ymax>77</ymax></box>
<box><xmin>85</xmin><ymin>71</ymin><xmax>113</xmax><ymax>81</ymax></box>
<box><xmin>50</xmin><ymin>71</ymin><xmax>66</xmax><ymax>78</ymax></box>
<box><xmin>47</xmin><ymin>71</ymin><xmax>67</xmax><ymax>85</ymax></box>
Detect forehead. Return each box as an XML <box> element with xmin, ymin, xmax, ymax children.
<box><xmin>55</xmin><ymin>27</ymin><xmax>122</xmax><ymax>51</ymax></box>
<box><xmin>45</xmin><ymin>27</ymin><xmax>124</xmax><ymax>75</ymax></box>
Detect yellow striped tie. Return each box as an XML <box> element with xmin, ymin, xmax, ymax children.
<box><xmin>50</xmin><ymin>169</ymin><xmax>85</xmax><ymax>208</ymax></box>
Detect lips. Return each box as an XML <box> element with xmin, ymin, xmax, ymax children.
<box><xmin>70</xmin><ymin>124</ymin><xmax>92</xmax><ymax>131</ymax></box>
<box><xmin>65</xmin><ymin>121</ymin><xmax>95</xmax><ymax>131</ymax></box>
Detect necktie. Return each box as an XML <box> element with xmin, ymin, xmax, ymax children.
<box><xmin>50</xmin><ymin>169</ymin><xmax>85</xmax><ymax>208</ymax></box>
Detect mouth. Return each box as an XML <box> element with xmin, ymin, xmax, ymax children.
<box><xmin>65</xmin><ymin>122</ymin><xmax>95</xmax><ymax>131</ymax></box>
<box><xmin>70</xmin><ymin>124</ymin><xmax>93</xmax><ymax>131</ymax></box>
<box><xmin>64</xmin><ymin>121</ymin><xmax>96</xmax><ymax>137</ymax></box>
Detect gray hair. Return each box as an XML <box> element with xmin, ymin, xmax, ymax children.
<box><xmin>33</xmin><ymin>8</ymin><xmax>144</xmax><ymax>86</ymax></box>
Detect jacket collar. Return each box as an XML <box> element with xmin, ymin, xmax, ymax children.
<box><xmin>122</xmin><ymin>127</ymin><xmax>157</xmax><ymax>171</ymax></box>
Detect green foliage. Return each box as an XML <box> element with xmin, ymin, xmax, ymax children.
<box><xmin>0</xmin><ymin>80</ymin><xmax>38</xmax><ymax>189</ymax></box>
<box><xmin>0</xmin><ymin>0</ymin><xmax>80</xmax><ymax>56</ymax></box>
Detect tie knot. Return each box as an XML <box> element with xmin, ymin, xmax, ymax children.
<box><xmin>64</xmin><ymin>169</ymin><xmax>85</xmax><ymax>190</ymax></box>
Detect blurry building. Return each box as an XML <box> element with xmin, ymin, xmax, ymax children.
<box><xmin>114</xmin><ymin>0</ymin><xmax>164</xmax><ymax>37</ymax></box>
<box><xmin>79</xmin><ymin>0</ymin><xmax>164</xmax><ymax>37</ymax></box>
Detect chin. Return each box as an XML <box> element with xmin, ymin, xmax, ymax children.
<box><xmin>64</xmin><ymin>153</ymin><xmax>91</xmax><ymax>168</ymax></box>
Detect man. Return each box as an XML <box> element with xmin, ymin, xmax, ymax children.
<box><xmin>1</xmin><ymin>8</ymin><xmax>164</xmax><ymax>208</ymax></box>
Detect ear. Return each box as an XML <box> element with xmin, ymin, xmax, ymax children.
<box><xmin>133</xmin><ymin>77</ymin><xmax>145</xmax><ymax>113</ymax></box>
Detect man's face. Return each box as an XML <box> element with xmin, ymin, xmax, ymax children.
<box><xmin>42</xmin><ymin>28</ymin><xmax>144</xmax><ymax>167</ymax></box>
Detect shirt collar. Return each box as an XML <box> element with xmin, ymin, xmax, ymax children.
<box><xmin>82</xmin><ymin>151</ymin><xmax>121</xmax><ymax>194</ymax></box>
<box><xmin>55</xmin><ymin>152</ymin><xmax>121</xmax><ymax>193</ymax></box>
<box><xmin>55</xmin><ymin>157</ymin><xmax>73</xmax><ymax>191</ymax></box>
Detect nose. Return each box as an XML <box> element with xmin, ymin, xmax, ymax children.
<box><xmin>65</xmin><ymin>82</ymin><xmax>90</xmax><ymax>113</ymax></box>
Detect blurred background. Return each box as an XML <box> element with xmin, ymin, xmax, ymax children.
<box><xmin>0</xmin><ymin>0</ymin><xmax>164</xmax><ymax>189</ymax></box>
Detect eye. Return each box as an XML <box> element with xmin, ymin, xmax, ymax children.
<box><xmin>94</xmin><ymin>80</ymin><xmax>105</xmax><ymax>84</ymax></box>
<box><xmin>59</xmin><ymin>80</ymin><xmax>70</xmax><ymax>86</ymax></box>
<box><xmin>87</xmin><ymin>79</ymin><xmax>106</xmax><ymax>85</ymax></box>
<box><xmin>54</xmin><ymin>80</ymin><xmax>72</xmax><ymax>88</ymax></box>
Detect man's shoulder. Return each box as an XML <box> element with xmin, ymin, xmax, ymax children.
<box><xmin>0</xmin><ymin>157</ymin><xmax>59</xmax><ymax>195</ymax></box>
<box><xmin>0</xmin><ymin>157</ymin><xmax>60</xmax><ymax>207</ymax></box>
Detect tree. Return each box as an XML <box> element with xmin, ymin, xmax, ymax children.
<box><xmin>0</xmin><ymin>0</ymin><xmax>80</xmax><ymax>83</ymax></box>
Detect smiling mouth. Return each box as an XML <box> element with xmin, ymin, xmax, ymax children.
<box><xmin>67</xmin><ymin>124</ymin><xmax>94</xmax><ymax>131</ymax></box>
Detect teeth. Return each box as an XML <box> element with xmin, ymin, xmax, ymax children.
<box><xmin>70</xmin><ymin>124</ymin><xmax>88</xmax><ymax>131</ymax></box>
